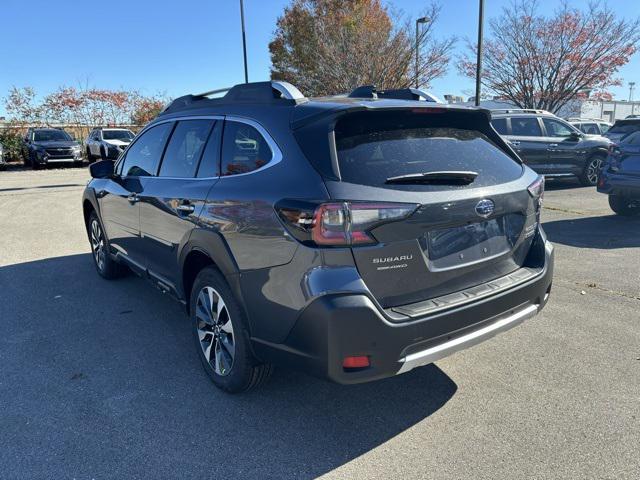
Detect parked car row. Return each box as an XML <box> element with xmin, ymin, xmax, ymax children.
<box><xmin>17</xmin><ymin>127</ymin><xmax>135</xmax><ymax>169</ymax></box>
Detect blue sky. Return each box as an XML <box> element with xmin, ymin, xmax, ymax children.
<box><xmin>0</xmin><ymin>0</ymin><xmax>639</xmax><ymax>116</ymax></box>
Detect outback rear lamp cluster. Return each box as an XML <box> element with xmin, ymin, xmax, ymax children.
<box><xmin>276</xmin><ymin>200</ymin><xmax>418</xmax><ymax>247</ymax></box>
<box><xmin>527</xmin><ymin>176</ymin><xmax>545</xmax><ymax>206</ymax></box>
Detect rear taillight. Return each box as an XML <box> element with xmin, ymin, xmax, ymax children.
<box><xmin>276</xmin><ymin>200</ymin><xmax>417</xmax><ymax>247</ymax></box>
<box><xmin>527</xmin><ymin>176</ymin><xmax>544</xmax><ymax>206</ymax></box>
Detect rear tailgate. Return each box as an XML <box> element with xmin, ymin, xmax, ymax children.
<box><xmin>299</xmin><ymin>107</ymin><xmax>542</xmax><ymax>309</ymax></box>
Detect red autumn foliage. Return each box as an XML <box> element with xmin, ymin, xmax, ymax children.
<box><xmin>458</xmin><ymin>0</ymin><xmax>640</xmax><ymax>112</ymax></box>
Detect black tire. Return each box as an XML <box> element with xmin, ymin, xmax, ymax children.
<box><xmin>579</xmin><ymin>155</ymin><xmax>604</xmax><ymax>186</ymax></box>
<box><xmin>190</xmin><ymin>267</ymin><xmax>273</xmax><ymax>393</ymax></box>
<box><xmin>86</xmin><ymin>147</ymin><xmax>93</xmax><ymax>162</ymax></box>
<box><xmin>608</xmin><ymin>195</ymin><xmax>640</xmax><ymax>216</ymax></box>
<box><xmin>23</xmin><ymin>150</ymin><xmax>32</xmax><ymax>167</ymax></box>
<box><xmin>87</xmin><ymin>212</ymin><xmax>127</xmax><ymax>279</ymax></box>
<box><xmin>99</xmin><ymin>146</ymin><xmax>107</xmax><ymax>161</ymax></box>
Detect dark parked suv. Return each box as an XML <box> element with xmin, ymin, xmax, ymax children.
<box><xmin>597</xmin><ymin>130</ymin><xmax>640</xmax><ymax>216</ymax></box>
<box><xmin>491</xmin><ymin>109</ymin><xmax>611</xmax><ymax>186</ymax></box>
<box><xmin>82</xmin><ymin>82</ymin><xmax>554</xmax><ymax>393</ymax></box>
<box><xmin>22</xmin><ymin>127</ymin><xmax>83</xmax><ymax>168</ymax></box>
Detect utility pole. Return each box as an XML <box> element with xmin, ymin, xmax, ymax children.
<box><xmin>415</xmin><ymin>17</ymin><xmax>430</xmax><ymax>89</ymax></box>
<box><xmin>629</xmin><ymin>82</ymin><xmax>636</xmax><ymax>102</ymax></box>
<box><xmin>475</xmin><ymin>0</ymin><xmax>485</xmax><ymax>106</ymax></box>
<box><xmin>240</xmin><ymin>0</ymin><xmax>249</xmax><ymax>83</ymax></box>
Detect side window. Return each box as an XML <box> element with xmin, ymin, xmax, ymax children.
<box><xmin>197</xmin><ymin>121</ymin><xmax>223</xmax><ymax>178</ymax></box>
<box><xmin>120</xmin><ymin>123</ymin><xmax>173</xmax><ymax>177</ymax></box>
<box><xmin>543</xmin><ymin>118</ymin><xmax>574</xmax><ymax>138</ymax></box>
<box><xmin>622</xmin><ymin>131</ymin><xmax>640</xmax><ymax>145</ymax></box>
<box><xmin>221</xmin><ymin>121</ymin><xmax>273</xmax><ymax>176</ymax></box>
<box><xmin>159</xmin><ymin>120</ymin><xmax>214</xmax><ymax>178</ymax></box>
<box><xmin>599</xmin><ymin>123</ymin><xmax>610</xmax><ymax>133</ymax></box>
<box><xmin>491</xmin><ymin>118</ymin><xmax>508</xmax><ymax>135</ymax></box>
<box><xmin>581</xmin><ymin>123</ymin><xmax>598</xmax><ymax>135</ymax></box>
<box><xmin>510</xmin><ymin>117</ymin><xmax>542</xmax><ymax>137</ymax></box>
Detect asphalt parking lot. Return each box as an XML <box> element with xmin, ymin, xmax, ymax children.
<box><xmin>1</xmin><ymin>167</ymin><xmax>639</xmax><ymax>479</ymax></box>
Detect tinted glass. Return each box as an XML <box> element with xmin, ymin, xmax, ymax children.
<box><xmin>608</xmin><ymin>121</ymin><xmax>640</xmax><ymax>134</ymax></box>
<box><xmin>491</xmin><ymin>118</ymin><xmax>508</xmax><ymax>135</ymax></box>
<box><xmin>510</xmin><ymin>117</ymin><xmax>542</xmax><ymax>137</ymax></box>
<box><xmin>221</xmin><ymin>122</ymin><xmax>273</xmax><ymax>176</ymax></box>
<box><xmin>335</xmin><ymin>114</ymin><xmax>522</xmax><ymax>191</ymax></box>
<box><xmin>103</xmin><ymin>130</ymin><xmax>134</xmax><ymax>140</ymax></box>
<box><xmin>33</xmin><ymin>130</ymin><xmax>72</xmax><ymax>142</ymax></box>
<box><xmin>197</xmin><ymin>121</ymin><xmax>223</xmax><ymax>178</ymax></box>
<box><xmin>621</xmin><ymin>131</ymin><xmax>640</xmax><ymax>145</ymax></box>
<box><xmin>120</xmin><ymin>123</ymin><xmax>173</xmax><ymax>177</ymax></box>
<box><xmin>579</xmin><ymin>123</ymin><xmax>599</xmax><ymax>134</ymax></box>
<box><xmin>159</xmin><ymin>120</ymin><xmax>214</xmax><ymax>178</ymax></box>
<box><xmin>543</xmin><ymin>118</ymin><xmax>574</xmax><ymax>137</ymax></box>
<box><xmin>599</xmin><ymin>123</ymin><xmax>610</xmax><ymax>133</ymax></box>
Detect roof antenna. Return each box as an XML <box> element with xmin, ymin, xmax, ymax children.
<box><xmin>240</xmin><ymin>0</ymin><xmax>249</xmax><ymax>83</ymax></box>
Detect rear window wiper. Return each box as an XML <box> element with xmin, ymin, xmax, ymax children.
<box><xmin>385</xmin><ymin>171</ymin><xmax>478</xmax><ymax>185</ymax></box>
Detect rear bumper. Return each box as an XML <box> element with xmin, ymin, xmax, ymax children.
<box><xmin>253</xmin><ymin>240</ymin><xmax>554</xmax><ymax>384</ymax></box>
<box><xmin>597</xmin><ymin>170</ymin><xmax>640</xmax><ymax>198</ymax></box>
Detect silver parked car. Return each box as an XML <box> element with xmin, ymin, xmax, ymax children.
<box><xmin>85</xmin><ymin>127</ymin><xmax>135</xmax><ymax>162</ymax></box>
<box><xmin>567</xmin><ymin>118</ymin><xmax>611</xmax><ymax>136</ymax></box>
<box><xmin>0</xmin><ymin>142</ymin><xmax>6</xmax><ymax>169</ymax></box>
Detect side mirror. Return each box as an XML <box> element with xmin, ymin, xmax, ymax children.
<box><xmin>89</xmin><ymin>159</ymin><xmax>115</xmax><ymax>179</ymax></box>
<box><xmin>570</xmin><ymin>131</ymin><xmax>582</xmax><ymax>139</ymax></box>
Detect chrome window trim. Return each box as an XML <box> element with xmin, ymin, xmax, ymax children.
<box><xmin>115</xmin><ymin>114</ymin><xmax>282</xmax><ymax>180</ymax></box>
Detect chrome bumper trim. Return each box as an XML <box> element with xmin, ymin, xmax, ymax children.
<box><xmin>397</xmin><ymin>303</ymin><xmax>539</xmax><ymax>374</ymax></box>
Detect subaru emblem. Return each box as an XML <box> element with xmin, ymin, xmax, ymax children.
<box><xmin>475</xmin><ymin>199</ymin><xmax>495</xmax><ymax>218</ymax></box>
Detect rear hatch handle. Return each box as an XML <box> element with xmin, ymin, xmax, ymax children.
<box><xmin>385</xmin><ymin>171</ymin><xmax>478</xmax><ymax>185</ymax></box>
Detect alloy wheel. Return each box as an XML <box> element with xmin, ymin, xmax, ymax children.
<box><xmin>90</xmin><ymin>219</ymin><xmax>106</xmax><ymax>271</ymax></box>
<box><xmin>587</xmin><ymin>157</ymin><xmax>603</xmax><ymax>185</ymax></box>
<box><xmin>195</xmin><ymin>286</ymin><xmax>235</xmax><ymax>376</ymax></box>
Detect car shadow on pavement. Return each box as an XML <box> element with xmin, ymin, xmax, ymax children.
<box><xmin>543</xmin><ymin>215</ymin><xmax>640</xmax><ymax>249</ymax></box>
<box><xmin>0</xmin><ymin>253</ymin><xmax>457</xmax><ymax>479</ymax></box>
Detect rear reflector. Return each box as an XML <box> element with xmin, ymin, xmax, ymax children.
<box><xmin>343</xmin><ymin>356</ymin><xmax>370</xmax><ymax>369</ymax></box>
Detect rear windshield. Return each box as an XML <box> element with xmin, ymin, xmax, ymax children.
<box><xmin>334</xmin><ymin>112</ymin><xmax>522</xmax><ymax>190</ymax></box>
<box><xmin>608</xmin><ymin>121</ymin><xmax>640</xmax><ymax>134</ymax></box>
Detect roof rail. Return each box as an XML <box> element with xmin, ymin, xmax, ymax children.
<box><xmin>347</xmin><ymin>85</ymin><xmax>440</xmax><ymax>102</ymax></box>
<box><xmin>491</xmin><ymin>108</ymin><xmax>553</xmax><ymax>115</ymax></box>
<box><xmin>161</xmin><ymin>81</ymin><xmax>307</xmax><ymax>115</ymax></box>
<box><xmin>566</xmin><ymin>117</ymin><xmax>609</xmax><ymax>122</ymax></box>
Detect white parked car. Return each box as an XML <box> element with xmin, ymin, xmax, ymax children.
<box><xmin>567</xmin><ymin>118</ymin><xmax>612</xmax><ymax>136</ymax></box>
<box><xmin>85</xmin><ymin>128</ymin><xmax>135</xmax><ymax>162</ymax></box>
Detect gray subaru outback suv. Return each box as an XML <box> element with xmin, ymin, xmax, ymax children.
<box><xmin>82</xmin><ymin>82</ymin><xmax>554</xmax><ymax>393</ymax></box>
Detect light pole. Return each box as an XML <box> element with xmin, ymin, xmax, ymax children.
<box><xmin>629</xmin><ymin>82</ymin><xmax>636</xmax><ymax>102</ymax></box>
<box><xmin>415</xmin><ymin>17</ymin><xmax>430</xmax><ymax>89</ymax></box>
<box><xmin>475</xmin><ymin>0</ymin><xmax>485</xmax><ymax>106</ymax></box>
<box><xmin>240</xmin><ymin>0</ymin><xmax>249</xmax><ymax>83</ymax></box>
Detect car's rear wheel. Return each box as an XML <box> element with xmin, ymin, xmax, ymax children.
<box><xmin>608</xmin><ymin>195</ymin><xmax>640</xmax><ymax>216</ymax></box>
<box><xmin>191</xmin><ymin>267</ymin><xmax>272</xmax><ymax>393</ymax></box>
<box><xmin>88</xmin><ymin>212</ymin><xmax>127</xmax><ymax>279</ymax></box>
<box><xmin>579</xmin><ymin>155</ymin><xmax>604</xmax><ymax>186</ymax></box>
<box><xmin>86</xmin><ymin>147</ymin><xmax>93</xmax><ymax>162</ymax></box>
<box><xmin>100</xmin><ymin>146</ymin><xmax>107</xmax><ymax>161</ymax></box>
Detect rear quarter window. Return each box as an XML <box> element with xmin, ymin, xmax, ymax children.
<box><xmin>334</xmin><ymin>111</ymin><xmax>523</xmax><ymax>191</ymax></box>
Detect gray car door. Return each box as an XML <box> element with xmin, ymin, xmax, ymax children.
<box><xmin>504</xmin><ymin>116</ymin><xmax>549</xmax><ymax>173</ymax></box>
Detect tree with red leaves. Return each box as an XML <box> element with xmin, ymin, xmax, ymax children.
<box><xmin>269</xmin><ymin>0</ymin><xmax>455</xmax><ymax>96</ymax></box>
<box><xmin>458</xmin><ymin>1</ymin><xmax>640</xmax><ymax>113</ymax></box>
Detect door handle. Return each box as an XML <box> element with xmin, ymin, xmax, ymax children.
<box><xmin>548</xmin><ymin>143</ymin><xmax>558</xmax><ymax>148</ymax></box>
<box><xmin>510</xmin><ymin>140</ymin><xmax>521</xmax><ymax>146</ymax></box>
<box><xmin>176</xmin><ymin>202</ymin><xmax>195</xmax><ymax>214</ymax></box>
<box><xmin>127</xmin><ymin>193</ymin><xmax>139</xmax><ymax>204</ymax></box>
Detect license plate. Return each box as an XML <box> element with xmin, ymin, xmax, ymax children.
<box><xmin>426</xmin><ymin>218</ymin><xmax>511</xmax><ymax>270</ymax></box>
